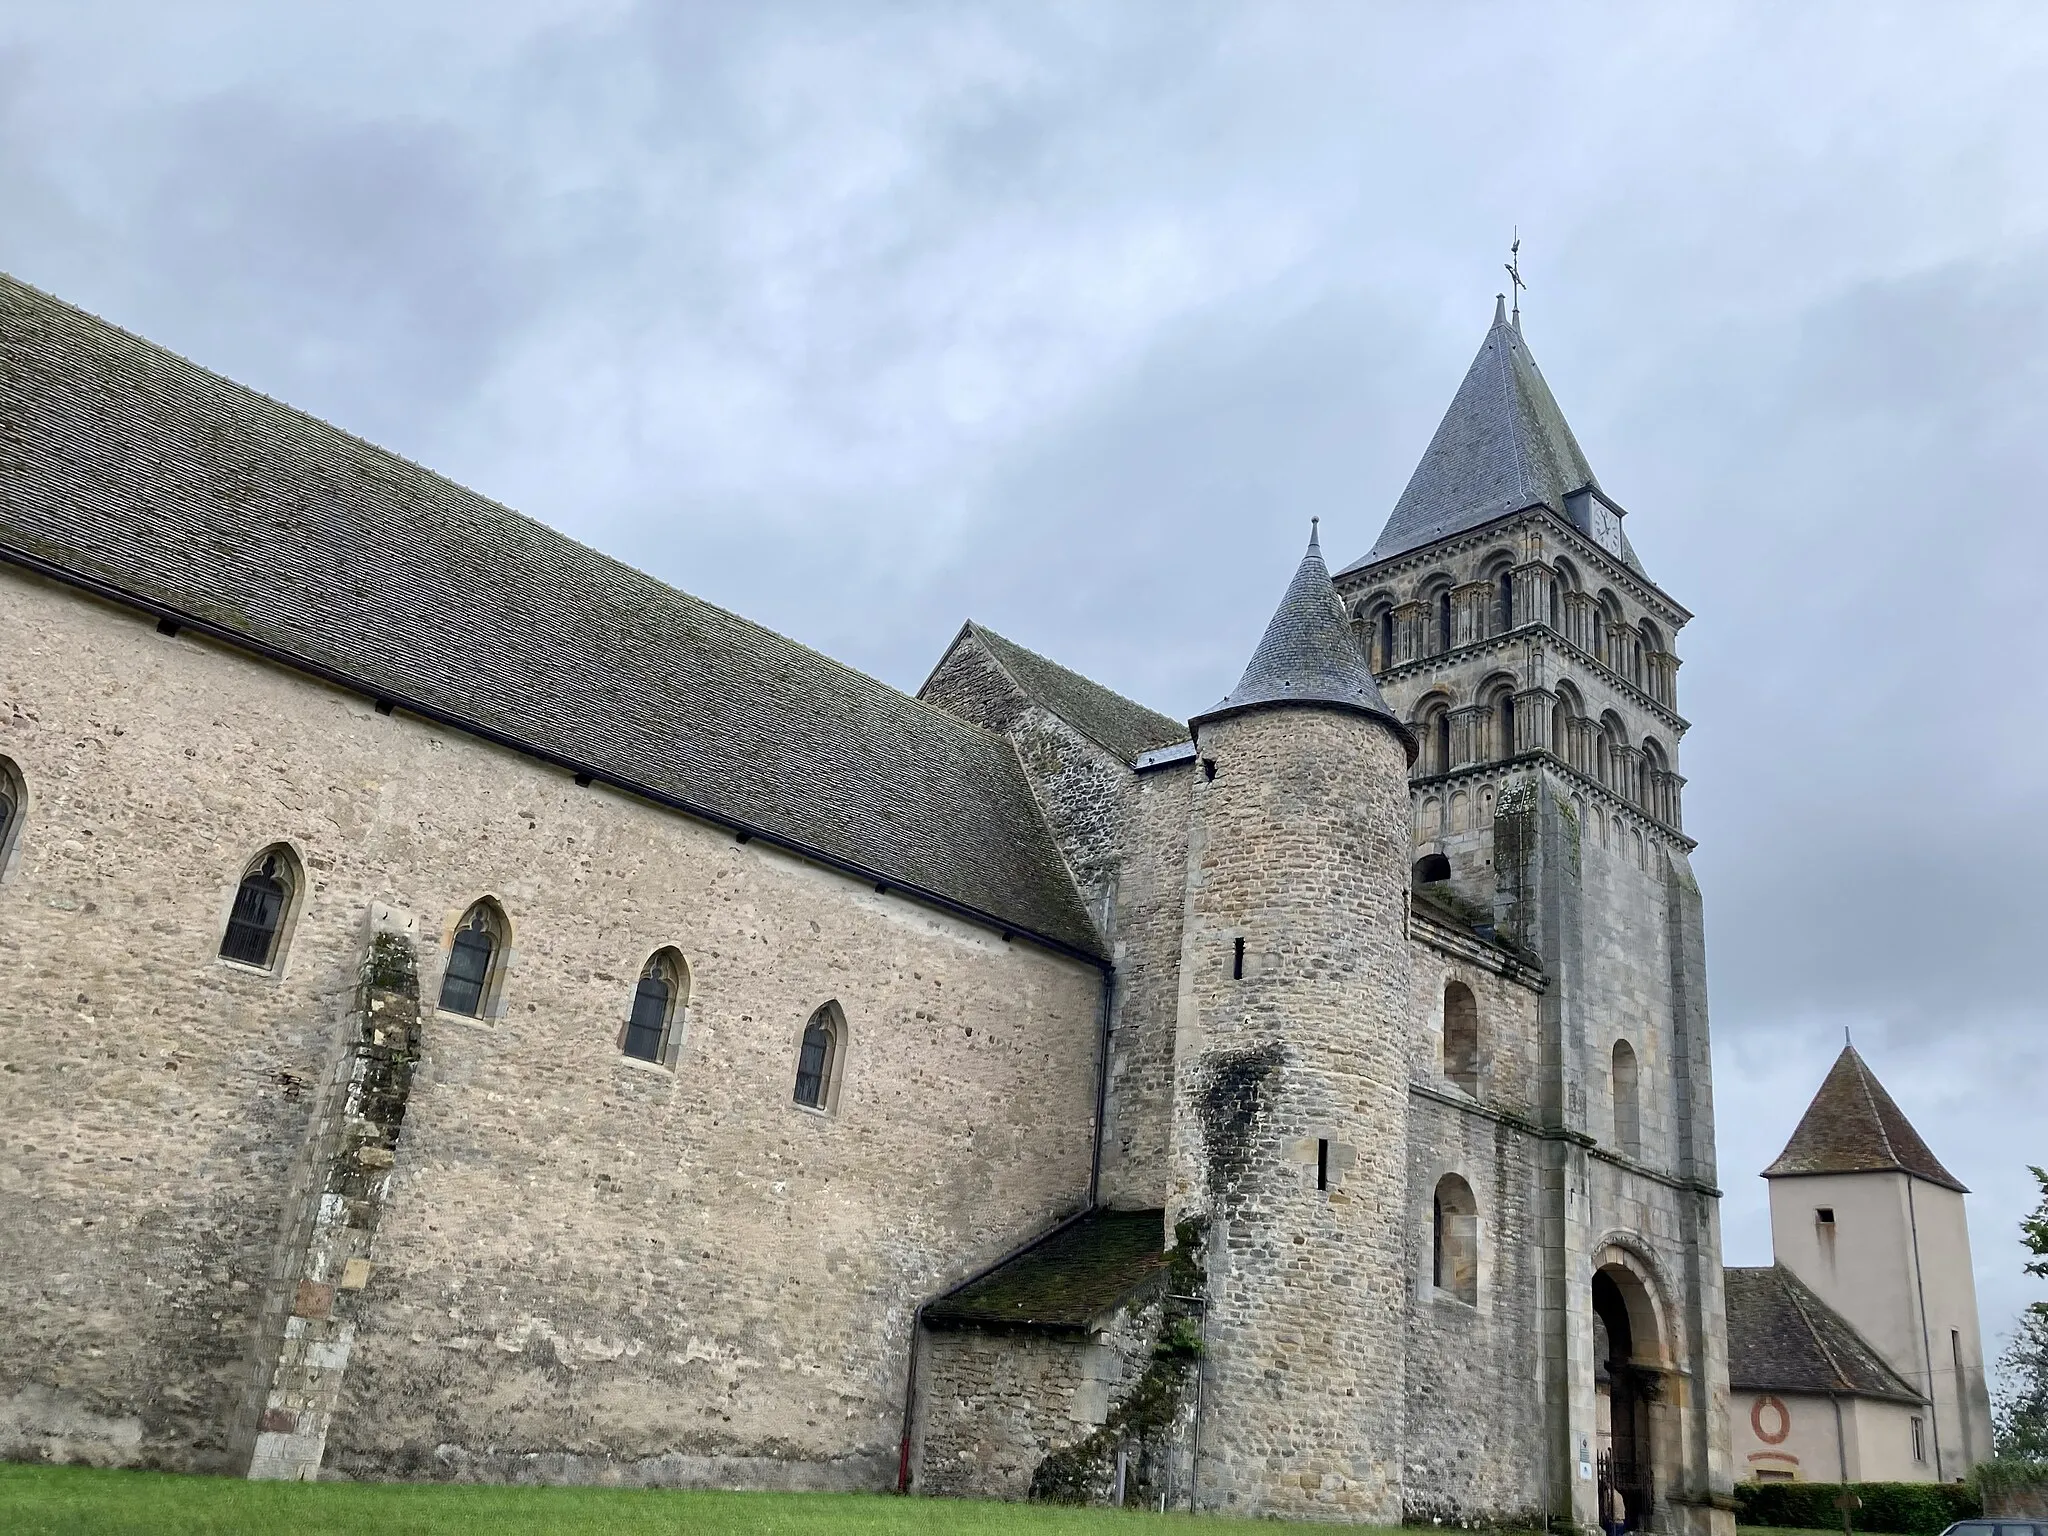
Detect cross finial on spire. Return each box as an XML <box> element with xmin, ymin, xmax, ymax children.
<box><xmin>1505</xmin><ymin>229</ymin><xmax>1526</xmax><ymax>332</ymax></box>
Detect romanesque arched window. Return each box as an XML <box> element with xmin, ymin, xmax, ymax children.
<box><xmin>1413</xmin><ymin>695</ymin><xmax>1452</xmax><ymax>777</ymax></box>
<box><xmin>1612</xmin><ymin>1039</ymin><xmax>1642</xmax><ymax>1158</ymax></box>
<box><xmin>1443</xmin><ymin>981</ymin><xmax>1479</xmax><ymax>1095</ymax></box>
<box><xmin>1433</xmin><ymin>1173</ymin><xmax>1479</xmax><ymax>1303</ymax></box>
<box><xmin>0</xmin><ymin>755</ymin><xmax>24</xmax><ymax>878</ymax></box>
<box><xmin>623</xmin><ymin>948</ymin><xmax>687</xmax><ymax>1065</ymax></box>
<box><xmin>1414</xmin><ymin>852</ymin><xmax>1451</xmax><ymax>884</ymax></box>
<box><xmin>1431</xmin><ymin>584</ymin><xmax>1454</xmax><ymax>654</ymax></box>
<box><xmin>793</xmin><ymin>1000</ymin><xmax>846</xmax><ymax>1112</ymax></box>
<box><xmin>439</xmin><ymin>899</ymin><xmax>508</xmax><ymax>1018</ymax></box>
<box><xmin>219</xmin><ymin>845</ymin><xmax>302</xmax><ymax>971</ymax></box>
<box><xmin>1498</xmin><ymin>568</ymin><xmax>1515</xmax><ymax>631</ymax></box>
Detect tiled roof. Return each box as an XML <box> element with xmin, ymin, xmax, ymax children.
<box><xmin>1764</xmin><ymin>1046</ymin><xmax>1966</xmax><ymax>1193</ymax></box>
<box><xmin>0</xmin><ymin>274</ymin><xmax>1104</xmax><ymax>959</ymax></box>
<box><xmin>924</xmin><ymin>1207</ymin><xmax>1172</xmax><ymax>1331</ymax></box>
<box><xmin>1192</xmin><ymin>525</ymin><xmax>1411</xmax><ymax>754</ymax></box>
<box><xmin>1342</xmin><ymin>298</ymin><xmax>1642</xmax><ymax>577</ymax></box>
<box><xmin>964</xmin><ymin>624</ymin><xmax>1187</xmax><ymax>765</ymax></box>
<box><xmin>1724</xmin><ymin>1265</ymin><xmax>1924</xmax><ymax>1403</ymax></box>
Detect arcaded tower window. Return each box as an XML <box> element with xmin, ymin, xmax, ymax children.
<box><xmin>219</xmin><ymin>846</ymin><xmax>300</xmax><ymax>970</ymax></box>
<box><xmin>793</xmin><ymin>1001</ymin><xmax>845</xmax><ymax>1112</ymax></box>
<box><xmin>623</xmin><ymin>949</ymin><xmax>686</xmax><ymax>1064</ymax></box>
<box><xmin>1433</xmin><ymin>1174</ymin><xmax>1479</xmax><ymax>1303</ymax></box>
<box><xmin>439</xmin><ymin>899</ymin><xmax>508</xmax><ymax>1018</ymax></box>
<box><xmin>1443</xmin><ymin>981</ymin><xmax>1480</xmax><ymax>1095</ymax></box>
<box><xmin>1612</xmin><ymin>1039</ymin><xmax>1642</xmax><ymax>1158</ymax></box>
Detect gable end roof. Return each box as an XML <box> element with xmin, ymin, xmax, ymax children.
<box><xmin>0</xmin><ymin>273</ymin><xmax>1104</xmax><ymax>960</ymax></box>
<box><xmin>1724</xmin><ymin>1264</ymin><xmax>1925</xmax><ymax>1403</ymax></box>
<box><xmin>953</xmin><ymin>624</ymin><xmax>1187</xmax><ymax>766</ymax></box>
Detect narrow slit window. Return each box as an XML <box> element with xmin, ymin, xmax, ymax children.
<box><xmin>220</xmin><ymin>849</ymin><xmax>296</xmax><ymax>970</ymax></box>
<box><xmin>1232</xmin><ymin>936</ymin><xmax>1245</xmax><ymax>980</ymax></box>
<box><xmin>1316</xmin><ymin>1139</ymin><xmax>1329</xmax><ymax>1191</ymax></box>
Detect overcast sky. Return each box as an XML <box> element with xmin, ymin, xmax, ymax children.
<box><xmin>5</xmin><ymin>2</ymin><xmax>2045</xmax><ymax>1395</ymax></box>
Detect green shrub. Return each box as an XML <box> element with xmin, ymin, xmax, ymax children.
<box><xmin>1734</xmin><ymin>1480</ymin><xmax>1980</xmax><ymax>1534</ymax></box>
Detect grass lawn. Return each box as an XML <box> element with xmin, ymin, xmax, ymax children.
<box><xmin>0</xmin><ymin>1463</ymin><xmax>1388</xmax><ymax>1535</ymax></box>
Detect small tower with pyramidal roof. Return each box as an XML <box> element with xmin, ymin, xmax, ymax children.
<box><xmin>1760</xmin><ymin>1045</ymin><xmax>1993</xmax><ymax>1479</ymax></box>
<box><xmin>1168</xmin><ymin>524</ymin><xmax>1417</xmax><ymax>1522</ymax></box>
<box><xmin>1331</xmin><ymin>295</ymin><xmax>1729</xmax><ymax>1533</ymax></box>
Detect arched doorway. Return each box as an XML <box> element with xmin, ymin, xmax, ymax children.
<box><xmin>1593</xmin><ymin>1265</ymin><xmax>1659</xmax><ymax>1532</ymax></box>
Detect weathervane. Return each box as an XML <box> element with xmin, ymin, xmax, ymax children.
<box><xmin>1505</xmin><ymin>229</ymin><xmax>1526</xmax><ymax>329</ymax></box>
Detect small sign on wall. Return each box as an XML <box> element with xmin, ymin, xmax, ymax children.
<box><xmin>1580</xmin><ymin>1436</ymin><xmax>1593</xmax><ymax>1481</ymax></box>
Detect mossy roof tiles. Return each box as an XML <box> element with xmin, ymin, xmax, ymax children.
<box><xmin>0</xmin><ymin>274</ymin><xmax>1103</xmax><ymax>959</ymax></box>
<box><xmin>1724</xmin><ymin>1264</ymin><xmax>1924</xmax><ymax>1403</ymax></box>
<box><xmin>1763</xmin><ymin>1046</ymin><xmax>1965</xmax><ymax>1193</ymax></box>
<box><xmin>924</xmin><ymin>1208</ymin><xmax>1172</xmax><ymax>1332</ymax></box>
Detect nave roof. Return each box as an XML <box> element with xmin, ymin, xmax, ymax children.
<box><xmin>0</xmin><ymin>274</ymin><xmax>1103</xmax><ymax>960</ymax></box>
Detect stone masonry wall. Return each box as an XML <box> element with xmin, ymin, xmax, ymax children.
<box><xmin>0</xmin><ymin>567</ymin><xmax>1103</xmax><ymax>1484</ymax></box>
<box><xmin>1402</xmin><ymin>1094</ymin><xmax>1548</xmax><ymax>1522</ymax></box>
<box><xmin>918</xmin><ymin>634</ymin><xmax>1192</xmax><ymax>1212</ymax></box>
<box><xmin>915</xmin><ymin>1298</ymin><xmax>1162</xmax><ymax>1502</ymax></box>
<box><xmin>1169</xmin><ymin>706</ymin><xmax>1415</xmax><ymax>1522</ymax></box>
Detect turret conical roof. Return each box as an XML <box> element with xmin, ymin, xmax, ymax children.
<box><xmin>1343</xmin><ymin>297</ymin><xmax>1642</xmax><ymax>576</ymax></box>
<box><xmin>1191</xmin><ymin>524</ymin><xmax>1411</xmax><ymax>756</ymax></box>
<box><xmin>1763</xmin><ymin>1046</ymin><xmax>1966</xmax><ymax>1192</ymax></box>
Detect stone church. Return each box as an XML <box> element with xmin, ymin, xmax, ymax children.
<box><xmin>0</xmin><ymin>273</ymin><xmax>1732</xmax><ymax>1528</ymax></box>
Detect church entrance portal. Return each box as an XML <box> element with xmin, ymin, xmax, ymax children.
<box><xmin>1594</xmin><ymin>1267</ymin><xmax>1656</xmax><ymax>1532</ymax></box>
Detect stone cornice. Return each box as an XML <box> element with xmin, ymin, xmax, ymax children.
<box><xmin>1338</xmin><ymin>502</ymin><xmax>1691</xmax><ymax>631</ymax></box>
<box><xmin>1408</xmin><ymin>757</ymin><xmax>1697</xmax><ymax>852</ymax></box>
<box><xmin>1379</xmin><ymin>625</ymin><xmax>1688</xmax><ymax>736</ymax></box>
<box><xmin>1407</xmin><ymin>1082</ymin><xmax>1722</xmax><ymax>1199</ymax></box>
<box><xmin>1407</xmin><ymin>900</ymin><xmax>1547</xmax><ymax>991</ymax></box>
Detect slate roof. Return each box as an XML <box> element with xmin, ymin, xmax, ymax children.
<box><xmin>963</xmin><ymin>624</ymin><xmax>1187</xmax><ymax>765</ymax></box>
<box><xmin>1343</xmin><ymin>297</ymin><xmax>1643</xmax><ymax>576</ymax></box>
<box><xmin>0</xmin><ymin>274</ymin><xmax>1104</xmax><ymax>959</ymax></box>
<box><xmin>1763</xmin><ymin>1046</ymin><xmax>1966</xmax><ymax>1193</ymax></box>
<box><xmin>924</xmin><ymin>1207</ymin><xmax>1173</xmax><ymax>1332</ymax></box>
<box><xmin>1191</xmin><ymin>524</ymin><xmax>1412</xmax><ymax>755</ymax></box>
<box><xmin>1725</xmin><ymin>1264</ymin><xmax>1925</xmax><ymax>1403</ymax></box>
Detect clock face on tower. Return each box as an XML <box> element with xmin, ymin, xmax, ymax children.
<box><xmin>1591</xmin><ymin>501</ymin><xmax>1621</xmax><ymax>552</ymax></box>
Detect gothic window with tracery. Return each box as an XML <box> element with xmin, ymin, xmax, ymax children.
<box><xmin>793</xmin><ymin>1001</ymin><xmax>845</xmax><ymax>1111</ymax></box>
<box><xmin>219</xmin><ymin>846</ymin><xmax>299</xmax><ymax>970</ymax></box>
<box><xmin>440</xmin><ymin>899</ymin><xmax>507</xmax><ymax>1017</ymax></box>
<box><xmin>623</xmin><ymin>949</ymin><xmax>685</xmax><ymax>1064</ymax></box>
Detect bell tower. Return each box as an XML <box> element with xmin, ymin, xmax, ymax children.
<box><xmin>1332</xmin><ymin>298</ymin><xmax>1733</xmax><ymax>1536</ymax></box>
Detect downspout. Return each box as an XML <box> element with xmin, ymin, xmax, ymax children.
<box><xmin>1087</xmin><ymin>964</ymin><xmax>1115</xmax><ymax>1208</ymax></box>
<box><xmin>1830</xmin><ymin>1391</ymin><xmax>1848</xmax><ymax>1484</ymax></box>
<box><xmin>1905</xmin><ymin>1178</ymin><xmax>1945</xmax><ymax>1480</ymax></box>
<box><xmin>894</xmin><ymin>1196</ymin><xmax>1103</xmax><ymax>1492</ymax></box>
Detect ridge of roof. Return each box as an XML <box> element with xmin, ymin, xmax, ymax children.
<box><xmin>1192</xmin><ymin>524</ymin><xmax>1412</xmax><ymax>755</ymax></box>
<box><xmin>962</xmin><ymin>623</ymin><xmax>1187</xmax><ymax>766</ymax></box>
<box><xmin>0</xmin><ymin>272</ymin><xmax>1106</xmax><ymax>960</ymax></box>
<box><xmin>1341</xmin><ymin>300</ymin><xmax>1643</xmax><ymax>578</ymax></box>
<box><xmin>1763</xmin><ymin>1046</ymin><xmax>1966</xmax><ymax>1193</ymax></box>
<box><xmin>1724</xmin><ymin>1264</ymin><xmax>1925</xmax><ymax>1404</ymax></box>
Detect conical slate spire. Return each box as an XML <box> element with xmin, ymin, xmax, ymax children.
<box><xmin>1763</xmin><ymin>1046</ymin><xmax>1966</xmax><ymax>1193</ymax></box>
<box><xmin>1191</xmin><ymin>523</ymin><xmax>1411</xmax><ymax>754</ymax></box>
<box><xmin>1342</xmin><ymin>299</ymin><xmax>1640</xmax><ymax>575</ymax></box>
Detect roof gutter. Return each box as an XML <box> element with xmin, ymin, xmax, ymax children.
<box><xmin>0</xmin><ymin>540</ymin><xmax>1111</xmax><ymax>970</ymax></box>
